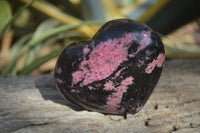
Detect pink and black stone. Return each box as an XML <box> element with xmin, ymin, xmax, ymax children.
<box><xmin>54</xmin><ymin>19</ymin><xmax>165</xmax><ymax>118</ymax></box>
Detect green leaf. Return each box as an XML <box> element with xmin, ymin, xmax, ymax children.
<box><xmin>9</xmin><ymin>34</ymin><xmax>32</xmax><ymax>75</ymax></box>
<box><xmin>24</xmin><ymin>19</ymin><xmax>60</xmax><ymax>66</ymax></box>
<box><xmin>32</xmin><ymin>19</ymin><xmax>60</xmax><ymax>39</ymax></box>
<box><xmin>0</xmin><ymin>0</ymin><xmax>36</xmax><ymax>39</ymax></box>
<box><xmin>19</xmin><ymin>48</ymin><xmax>63</xmax><ymax>75</ymax></box>
<box><xmin>1</xmin><ymin>20</ymin><xmax>103</xmax><ymax>76</ymax></box>
<box><xmin>0</xmin><ymin>0</ymin><xmax>12</xmax><ymax>33</ymax></box>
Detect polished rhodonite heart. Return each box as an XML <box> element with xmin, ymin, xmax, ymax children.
<box><xmin>54</xmin><ymin>19</ymin><xmax>165</xmax><ymax>118</ymax></box>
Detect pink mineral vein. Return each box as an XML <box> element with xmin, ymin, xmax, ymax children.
<box><xmin>71</xmin><ymin>31</ymin><xmax>153</xmax><ymax>87</ymax></box>
<box><xmin>104</xmin><ymin>76</ymin><xmax>134</xmax><ymax>112</ymax></box>
<box><xmin>145</xmin><ymin>53</ymin><xmax>165</xmax><ymax>74</ymax></box>
<box><xmin>88</xmin><ymin>86</ymin><xmax>95</xmax><ymax>90</ymax></box>
<box><xmin>72</xmin><ymin>33</ymin><xmax>136</xmax><ymax>87</ymax></box>
<box><xmin>55</xmin><ymin>63</ymin><xmax>62</xmax><ymax>74</ymax></box>
<box><xmin>104</xmin><ymin>81</ymin><xmax>115</xmax><ymax>91</ymax></box>
<box><xmin>115</xmin><ymin>67</ymin><xmax>125</xmax><ymax>77</ymax></box>
<box><xmin>83</xmin><ymin>46</ymin><xmax>90</xmax><ymax>55</ymax></box>
<box><xmin>56</xmin><ymin>78</ymin><xmax>65</xmax><ymax>84</ymax></box>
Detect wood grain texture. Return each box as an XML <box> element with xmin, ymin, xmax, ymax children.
<box><xmin>0</xmin><ymin>59</ymin><xmax>200</xmax><ymax>133</ymax></box>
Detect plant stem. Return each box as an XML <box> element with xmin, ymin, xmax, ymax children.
<box><xmin>19</xmin><ymin>48</ymin><xmax>63</xmax><ymax>75</ymax></box>
<box><xmin>19</xmin><ymin>0</ymin><xmax>95</xmax><ymax>38</ymax></box>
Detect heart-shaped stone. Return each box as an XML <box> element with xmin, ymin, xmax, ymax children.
<box><xmin>54</xmin><ymin>19</ymin><xmax>165</xmax><ymax>118</ymax></box>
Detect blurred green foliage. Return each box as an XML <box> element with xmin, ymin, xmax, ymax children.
<box><xmin>0</xmin><ymin>0</ymin><xmax>12</xmax><ymax>37</ymax></box>
<box><xmin>0</xmin><ymin>0</ymin><xmax>200</xmax><ymax>76</ymax></box>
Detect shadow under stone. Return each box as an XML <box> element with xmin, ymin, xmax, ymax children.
<box><xmin>35</xmin><ymin>74</ymin><xmax>84</xmax><ymax>111</ymax></box>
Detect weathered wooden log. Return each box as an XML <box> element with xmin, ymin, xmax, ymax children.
<box><xmin>0</xmin><ymin>59</ymin><xmax>200</xmax><ymax>133</ymax></box>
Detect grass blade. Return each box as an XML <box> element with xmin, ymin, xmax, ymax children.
<box><xmin>1</xmin><ymin>20</ymin><xmax>103</xmax><ymax>76</ymax></box>
<box><xmin>19</xmin><ymin>48</ymin><xmax>63</xmax><ymax>75</ymax></box>
<box><xmin>19</xmin><ymin>0</ymin><xmax>95</xmax><ymax>38</ymax></box>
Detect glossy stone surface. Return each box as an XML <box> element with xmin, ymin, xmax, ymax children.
<box><xmin>54</xmin><ymin>19</ymin><xmax>165</xmax><ymax>116</ymax></box>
